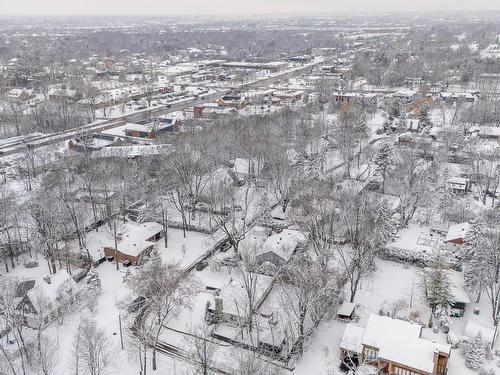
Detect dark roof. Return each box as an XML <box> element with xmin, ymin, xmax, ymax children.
<box><xmin>15</xmin><ymin>280</ymin><xmax>36</xmax><ymax>298</ymax></box>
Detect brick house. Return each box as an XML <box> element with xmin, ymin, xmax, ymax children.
<box><xmin>103</xmin><ymin>222</ymin><xmax>164</xmax><ymax>265</ymax></box>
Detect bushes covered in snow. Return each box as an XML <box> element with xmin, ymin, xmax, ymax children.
<box><xmin>380</xmin><ymin>245</ymin><xmax>461</xmax><ymax>270</ymax></box>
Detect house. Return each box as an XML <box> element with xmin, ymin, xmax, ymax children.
<box><xmin>332</xmin><ymin>92</ymin><xmax>378</xmax><ymax>106</ymax></box>
<box><xmin>48</xmin><ymin>88</ymin><xmax>81</xmax><ymax>102</ymax></box>
<box><xmin>103</xmin><ymin>221</ymin><xmax>164</xmax><ymax>265</ymax></box>
<box><xmin>439</xmin><ymin>92</ymin><xmax>477</xmax><ymax>103</ymax></box>
<box><xmin>404</xmin><ymin>77</ymin><xmax>423</xmax><ymax>88</ymax></box>
<box><xmin>393</xmin><ymin>89</ymin><xmax>417</xmax><ymax>103</ymax></box>
<box><xmin>7</xmin><ymin>88</ymin><xmax>30</xmax><ymax>102</ymax></box>
<box><xmin>206</xmin><ymin>273</ymin><xmax>274</xmax><ymax>325</ymax></box>
<box><xmin>470</xmin><ymin>126</ymin><xmax>500</xmax><ymax>143</ymax></box>
<box><xmin>217</xmin><ymin>95</ymin><xmax>246</xmax><ymax>109</ymax></box>
<box><xmin>444</xmin><ymin>222</ymin><xmax>470</xmax><ymax>245</ymax></box>
<box><xmin>101</xmin><ymin>119</ymin><xmax>180</xmax><ymax>140</ymax></box>
<box><xmin>232</xmin><ymin>158</ymin><xmax>260</xmax><ymax>179</ymax></box>
<box><xmin>21</xmin><ymin>270</ymin><xmax>78</xmax><ymax>328</ymax></box>
<box><xmin>272</xmin><ymin>90</ymin><xmax>303</xmax><ymax>103</ymax></box>
<box><xmin>340</xmin><ymin>314</ymin><xmax>451</xmax><ymax>375</ymax></box>
<box><xmin>445</xmin><ymin>177</ymin><xmax>470</xmax><ymax>194</ymax></box>
<box><xmin>68</xmin><ymin>134</ymin><xmax>124</xmax><ymax>152</ymax></box>
<box><xmin>252</xmin><ymin>229</ymin><xmax>307</xmax><ymax>268</ymax></box>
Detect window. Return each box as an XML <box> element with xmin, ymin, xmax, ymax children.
<box><xmin>394</xmin><ymin>366</ymin><xmax>419</xmax><ymax>375</ymax></box>
<box><xmin>363</xmin><ymin>346</ymin><xmax>378</xmax><ymax>360</ymax></box>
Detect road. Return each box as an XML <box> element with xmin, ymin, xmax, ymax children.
<box><xmin>0</xmin><ymin>58</ymin><xmax>327</xmax><ymax>158</ymax></box>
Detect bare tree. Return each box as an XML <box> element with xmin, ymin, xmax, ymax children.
<box><xmin>186</xmin><ymin>322</ymin><xmax>218</xmax><ymax>375</ymax></box>
<box><xmin>128</xmin><ymin>252</ymin><xmax>198</xmax><ymax>372</ymax></box>
<box><xmin>73</xmin><ymin>318</ymin><xmax>110</xmax><ymax>375</ymax></box>
<box><xmin>335</xmin><ymin>189</ymin><xmax>394</xmax><ymax>303</ymax></box>
<box><xmin>275</xmin><ymin>254</ymin><xmax>340</xmax><ymax>356</ymax></box>
<box><xmin>386</xmin><ymin>146</ymin><xmax>432</xmax><ymax>227</ymax></box>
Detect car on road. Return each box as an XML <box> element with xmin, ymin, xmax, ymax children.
<box><xmin>196</xmin><ymin>260</ymin><xmax>209</xmax><ymax>271</ymax></box>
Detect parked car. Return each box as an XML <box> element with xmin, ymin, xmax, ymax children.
<box><xmin>196</xmin><ymin>260</ymin><xmax>209</xmax><ymax>271</ymax></box>
<box><xmin>123</xmin><ymin>260</ymin><xmax>132</xmax><ymax>267</ymax></box>
<box><xmin>218</xmin><ymin>242</ymin><xmax>232</xmax><ymax>253</ymax></box>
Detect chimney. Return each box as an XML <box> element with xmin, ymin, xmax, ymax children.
<box><xmin>214</xmin><ymin>297</ymin><xmax>223</xmax><ymax>312</ymax></box>
<box><xmin>43</xmin><ymin>275</ymin><xmax>51</xmax><ymax>284</ymax></box>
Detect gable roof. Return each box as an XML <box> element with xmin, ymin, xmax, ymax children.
<box><xmin>445</xmin><ymin>222</ymin><xmax>470</xmax><ymax>243</ymax></box>
<box><xmin>26</xmin><ymin>270</ymin><xmax>77</xmax><ymax>315</ymax></box>
<box><xmin>259</xmin><ymin>229</ymin><xmax>306</xmax><ymax>261</ymax></box>
<box><xmin>362</xmin><ymin>314</ymin><xmax>451</xmax><ymax>373</ymax></box>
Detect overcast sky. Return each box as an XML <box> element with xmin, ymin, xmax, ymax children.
<box><xmin>1</xmin><ymin>0</ymin><xmax>500</xmax><ymax>16</ymax></box>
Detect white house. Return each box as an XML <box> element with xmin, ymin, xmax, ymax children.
<box><xmin>22</xmin><ymin>270</ymin><xmax>78</xmax><ymax>328</ymax></box>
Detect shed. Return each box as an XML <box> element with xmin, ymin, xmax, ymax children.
<box><xmin>337</xmin><ymin>302</ymin><xmax>356</xmax><ymax>320</ymax></box>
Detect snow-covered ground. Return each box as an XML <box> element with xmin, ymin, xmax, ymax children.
<box><xmin>159</xmin><ymin>227</ymin><xmax>213</xmax><ymax>269</ymax></box>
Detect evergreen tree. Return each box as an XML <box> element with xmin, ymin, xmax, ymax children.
<box><xmin>418</xmin><ymin>103</ymin><xmax>432</xmax><ymax>131</ymax></box>
<box><xmin>424</xmin><ymin>247</ymin><xmax>454</xmax><ymax>330</ymax></box>
<box><xmin>85</xmin><ymin>266</ymin><xmax>101</xmax><ymax>312</ymax></box>
<box><xmin>437</xmin><ymin>168</ymin><xmax>451</xmax><ymax>211</ymax></box>
<box><xmin>86</xmin><ymin>266</ymin><xmax>101</xmax><ymax>291</ymax></box>
<box><xmin>460</xmin><ymin>219</ymin><xmax>483</xmax><ymax>261</ymax></box>
<box><xmin>465</xmin><ymin>332</ymin><xmax>485</xmax><ymax>369</ymax></box>
<box><xmin>374</xmin><ymin>145</ymin><xmax>393</xmax><ymax>194</ymax></box>
<box><xmin>397</xmin><ymin>112</ymin><xmax>407</xmax><ymax>133</ymax></box>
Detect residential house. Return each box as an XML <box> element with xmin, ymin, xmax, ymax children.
<box><xmin>445</xmin><ymin>177</ymin><xmax>470</xmax><ymax>194</ymax></box>
<box><xmin>232</xmin><ymin>158</ymin><xmax>261</xmax><ymax>180</ymax></box>
<box><xmin>48</xmin><ymin>87</ymin><xmax>81</xmax><ymax>102</ymax></box>
<box><xmin>103</xmin><ymin>221</ymin><xmax>164</xmax><ymax>265</ymax></box>
<box><xmin>332</xmin><ymin>92</ymin><xmax>377</xmax><ymax>106</ymax></box>
<box><xmin>470</xmin><ymin>126</ymin><xmax>500</xmax><ymax>143</ymax></box>
<box><xmin>439</xmin><ymin>92</ymin><xmax>478</xmax><ymax>103</ymax></box>
<box><xmin>392</xmin><ymin>89</ymin><xmax>417</xmax><ymax>103</ymax></box>
<box><xmin>404</xmin><ymin>77</ymin><xmax>423</xmax><ymax>88</ymax></box>
<box><xmin>340</xmin><ymin>314</ymin><xmax>451</xmax><ymax>375</ymax></box>
<box><xmin>20</xmin><ymin>270</ymin><xmax>78</xmax><ymax>328</ymax></box>
<box><xmin>206</xmin><ymin>273</ymin><xmax>274</xmax><ymax>326</ymax></box>
<box><xmin>272</xmin><ymin>90</ymin><xmax>303</xmax><ymax>103</ymax></box>
<box><xmin>251</xmin><ymin>229</ymin><xmax>307</xmax><ymax>268</ymax></box>
<box><xmin>7</xmin><ymin>88</ymin><xmax>31</xmax><ymax>102</ymax></box>
<box><xmin>444</xmin><ymin>222</ymin><xmax>470</xmax><ymax>245</ymax></box>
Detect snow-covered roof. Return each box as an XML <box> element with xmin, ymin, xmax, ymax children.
<box><xmin>115</xmin><ymin>221</ymin><xmax>163</xmax><ymax>256</ymax></box>
<box><xmin>446</xmin><ymin>177</ymin><xmax>468</xmax><ymax>185</ymax></box>
<box><xmin>445</xmin><ymin>222</ymin><xmax>470</xmax><ymax>243</ymax></box>
<box><xmin>464</xmin><ymin>320</ymin><xmax>495</xmax><ymax>344</ymax></box>
<box><xmin>259</xmin><ymin>229</ymin><xmax>306</xmax><ymax>261</ymax></box>
<box><xmin>447</xmin><ymin>270</ymin><xmax>471</xmax><ymax>304</ymax></box>
<box><xmin>233</xmin><ymin>158</ymin><xmax>259</xmax><ymax>176</ymax></box>
<box><xmin>337</xmin><ymin>302</ymin><xmax>356</xmax><ymax>317</ymax></box>
<box><xmin>362</xmin><ymin>314</ymin><xmax>451</xmax><ymax>374</ymax></box>
<box><xmin>340</xmin><ymin>323</ymin><xmax>365</xmax><ymax>353</ymax></box>
<box><xmin>26</xmin><ymin>270</ymin><xmax>77</xmax><ymax>315</ymax></box>
<box><xmin>208</xmin><ymin>272</ymin><xmax>274</xmax><ymax>317</ymax></box>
